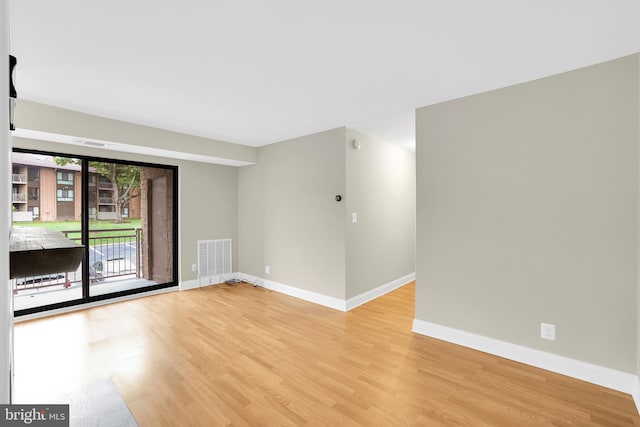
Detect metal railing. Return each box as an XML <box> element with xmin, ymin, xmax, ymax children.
<box><xmin>13</xmin><ymin>227</ymin><xmax>143</xmax><ymax>294</ymax></box>
<box><xmin>12</xmin><ymin>193</ymin><xmax>26</xmax><ymax>202</ymax></box>
<box><xmin>98</xmin><ymin>197</ymin><xmax>114</xmax><ymax>204</ymax></box>
<box><xmin>12</xmin><ymin>174</ymin><xmax>26</xmax><ymax>183</ymax></box>
<box><xmin>98</xmin><ymin>182</ymin><xmax>114</xmax><ymax>189</ymax></box>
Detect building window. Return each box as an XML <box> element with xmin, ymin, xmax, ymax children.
<box><xmin>28</xmin><ymin>187</ymin><xmax>39</xmax><ymax>201</ymax></box>
<box><xmin>57</xmin><ymin>188</ymin><xmax>73</xmax><ymax>201</ymax></box>
<box><xmin>28</xmin><ymin>167</ymin><xmax>39</xmax><ymax>182</ymax></box>
<box><xmin>56</xmin><ymin>171</ymin><xmax>74</xmax><ymax>185</ymax></box>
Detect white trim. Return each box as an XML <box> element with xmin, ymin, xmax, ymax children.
<box><xmin>412</xmin><ymin>319</ymin><xmax>637</xmax><ymax>395</ymax></box>
<box><xmin>180</xmin><ymin>273</ymin><xmax>242</xmax><ymax>291</ymax></box>
<box><xmin>179</xmin><ymin>279</ymin><xmax>201</xmax><ymax>291</ymax></box>
<box><xmin>345</xmin><ymin>272</ymin><xmax>415</xmax><ymax>311</ymax></box>
<box><xmin>237</xmin><ymin>273</ymin><xmax>347</xmax><ymax>311</ymax></box>
<box><xmin>633</xmin><ymin>377</ymin><xmax>640</xmax><ymax>416</ymax></box>
<box><xmin>14</xmin><ymin>287</ymin><xmax>178</xmax><ymax>323</ymax></box>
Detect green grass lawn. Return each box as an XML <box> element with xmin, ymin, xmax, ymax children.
<box><xmin>12</xmin><ymin>218</ymin><xmax>142</xmax><ymax>240</ymax></box>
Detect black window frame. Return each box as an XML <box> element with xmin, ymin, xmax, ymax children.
<box><xmin>13</xmin><ymin>147</ymin><xmax>179</xmax><ymax>317</ymax></box>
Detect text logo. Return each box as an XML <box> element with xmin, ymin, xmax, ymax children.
<box><xmin>1</xmin><ymin>405</ymin><xmax>69</xmax><ymax>426</ymax></box>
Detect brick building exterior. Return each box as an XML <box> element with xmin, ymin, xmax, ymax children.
<box><xmin>11</xmin><ymin>152</ymin><xmax>141</xmax><ymax>222</ymax></box>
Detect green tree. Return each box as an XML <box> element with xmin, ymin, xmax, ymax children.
<box><xmin>55</xmin><ymin>158</ymin><xmax>140</xmax><ymax>223</ymax></box>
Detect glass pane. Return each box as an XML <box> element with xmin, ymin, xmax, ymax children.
<box><xmin>11</xmin><ymin>153</ymin><xmax>83</xmax><ymax>311</ymax></box>
<box><xmin>88</xmin><ymin>162</ymin><xmax>173</xmax><ymax>297</ymax></box>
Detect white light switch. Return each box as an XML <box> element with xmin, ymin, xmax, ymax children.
<box><xmin>191</xmin><ymin>264</ymin><xmax>197</xmax><ymax>272</ymax></box>
<box><xmin>352</xmin><ymin>212</ymin><xmax>357</xmax><ymax>223</ymax></box>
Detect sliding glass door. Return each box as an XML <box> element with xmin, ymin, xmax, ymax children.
<box><xmin>11</xmin><ymin>149</ymin><xmax>178</xmax><ymax>315</ymax></box>
<box><xmin>87</xmin><ymin>161</ymin><xmax>175</xmax><ymax>298</ymax></box>
<box><xmin>11</xmin><ymin>152</ymin><xmax>84</xmax><ymax>310</ymax></box>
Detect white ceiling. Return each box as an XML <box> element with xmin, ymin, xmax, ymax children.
<box><xmin>10</xmin><ymin>1</ymin><xmax>640</xmax><ymax>151</ymax></box>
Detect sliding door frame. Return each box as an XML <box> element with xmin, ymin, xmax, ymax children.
<box><xmin>13</xmin><ymin>147</ymin><xmax>179</xmax><ymax>317</ymax></box>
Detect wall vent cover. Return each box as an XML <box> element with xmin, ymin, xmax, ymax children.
<box><xmin>197</xmin><ymin>239</ymin><xmax>232</xmax><ymax>277</ymax></box>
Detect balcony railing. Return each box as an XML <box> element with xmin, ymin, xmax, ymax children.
<box><xmin>98</xmin><ymin>197</ymin><xmax>114</xmax><ymax>204</ymax></box>
<box><xmin>13</xmin><ymin>228</ymin><xmax>143</xmax><ymax>294</ymax></box>
<box><xmin>12</xmin><ymin>174</ymin><xmax>26</xmax><ymax>183</ymax></box>
<box><xmin>12</xmin><ymin>193</ymin><xmax>26</xmax><ymax>202</ymax></box>
<box><xmin>98</xmin><ymin>182</ymin><xmax>114</xmax><ymax>189</ymax></box>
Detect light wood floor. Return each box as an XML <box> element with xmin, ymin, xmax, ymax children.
<box><xmin>13</xmin><ymin>282</ymin><xmax>640</xmax><ymax>426</ymax></box>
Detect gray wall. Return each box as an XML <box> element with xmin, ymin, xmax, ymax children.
<box><xmin>345</xmin><ymin>129</ymin><xmax>415</xmax><ymax>299</ymax></box>
<box><xmin>238</xmin><ymin>128</ymin><xmax>347</xmax><ymax>299</ymax></box>
<box><xmin>12</xmin><ymin>137</ymin><xmax>239</xmax><ymax>285</ymax></box>
<box><xmin>177</xmin><ymin>162</ymin><xmax>238</xmax><ymax>282</ymax></box>
<box><xmin>237</xmin><ymin>157</ymin><xmax>264</xmax><ymax>277</ymax></box>
<box><xmin>15</xmin><ymin>100</ymin><xmax>257</xmax><ymax>165</ymax></box>
<box><xmin>416</xmin><ymin>54</ymin><xmax>639</xmax><ymax>373</ymax></box>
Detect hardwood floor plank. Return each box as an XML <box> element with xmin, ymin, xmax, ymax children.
<box><xmin>13</xmin><ymin>281</ymin><xmax>640</xmax><ymax>426</ymax></box>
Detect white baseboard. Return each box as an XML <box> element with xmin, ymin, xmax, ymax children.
<box><xmin>179</xmin><ymin>279</ymin><xmax>201</xmax><ymax>291</ymax></box>
<box><xmin>237</xmin><ymin>273</ymin><xmax>347</xmax><ymax>311</ymax></box>
<box><xmin>633</xmin><ymin>377</ymin><xmax>640</xmax><ymax>415</ymax></box>
<box><xmin>235</xmin><ymin>272</ymin><xmax>415</xmax><ymax>312</ymax></box>
<box><xmin>412</xmin><ymin>319</ymin><xmax>637</xmax><ymax>395</ymax></box>
<box><xmin>346</xmin><ymin>272</ymin><xmax>415</xmax><ymax>311</ymax></box>
<box><xmin>180</xmin><ymin>273</ymin><xmax>242</xmax><ymax>291</ymax></box>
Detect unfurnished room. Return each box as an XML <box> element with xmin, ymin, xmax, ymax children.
<box><xmin>1</xmin><ymin>1</ymin><xmax>640</xmax><ymax>426</ymax></box>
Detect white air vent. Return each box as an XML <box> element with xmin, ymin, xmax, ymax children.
<box><xmin>83</xmin><ymin>140</ymin><xmax>107</xmax><ymax>148</ymax></box>
<box><xmin>197</xmin><ymin>239</ymin><xmax>232</xmax><ymax>277</ymax></box>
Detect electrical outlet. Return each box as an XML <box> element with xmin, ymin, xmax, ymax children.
<box><xmin>191</xmin><ymin>264</ymin><xmax>197</xmax><ymax>272</ymax></box>
<box><xmin>541</xmin><ymin>323</ymin><xmax>556</xmax><ymax>341</ymax></box>
<box><xmin>265</xmin><ymin>265</ymin><xmax>270</xmax><ymax>275</ymax></box>
<box><xmin>352</xmin><ymin>212</ymin><xmax>358</xmax><ymax>223</ymax></box>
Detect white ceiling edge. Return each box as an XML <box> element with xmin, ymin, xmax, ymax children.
<box><xmin>11</xmin><ymin>129</ymin><xmax>255</xmax><ymax>167</ymax></box>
